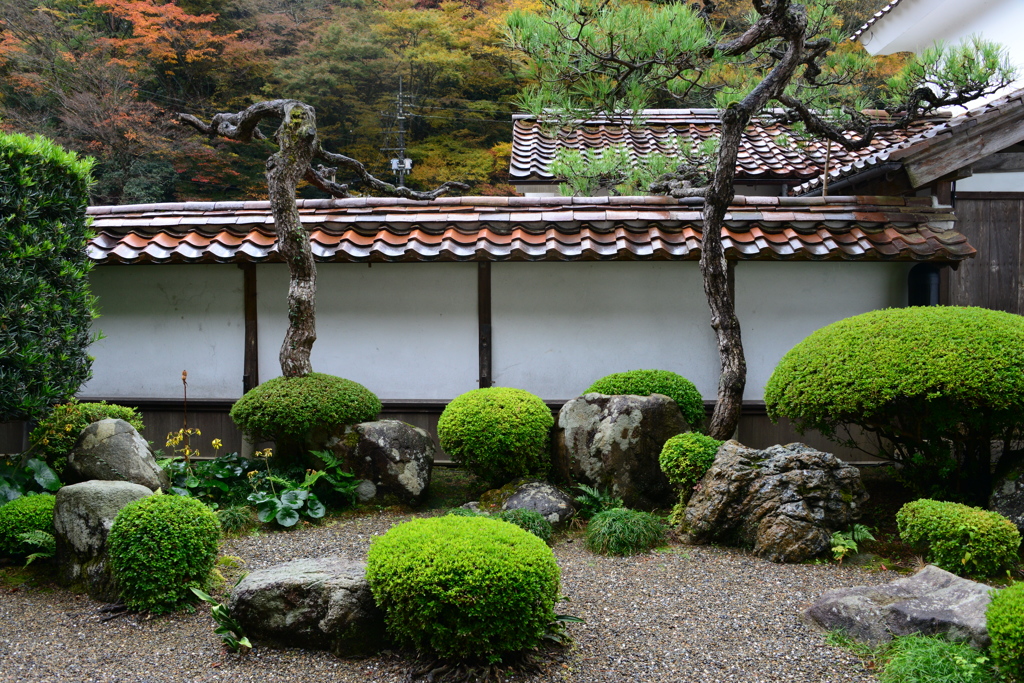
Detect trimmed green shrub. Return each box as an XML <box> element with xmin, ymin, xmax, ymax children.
<box><xmin>585</xmin><ymin>508</ymin><xmax>665</xmax><ymax>556</ymax></box>
<box><xmin>659</xmin><ymin>432</ymin><xmax>722</xmax><ymax>496</ymax></box>
<box><xmin>437</xmin><ymin>387</ymin><xmax>553</xmax><ymax>485</ymax></box>
<box><xmin>366</xmin><ymin>515</ymin><xmax>560</xmax><ymax>663</ymax></box>
<box><xmin>446</xmin><ymin>507</ymin><xmax>484</xmax><ymax>517</ymax></box>
<box><xmin>586</xmin><ymin>369</ymin><xmax>704</xmax><ymax>429</ymax></box>
<box><xmin>764</xmin><ymin>307</ymin><xmax>1024</xmax><ymax>505</ymax></box>
<box><xmin>988</xmin><ymin>581</ymin><xmax>1024</xmax><ymax>681</ymax></box>
<box><xmin>230</xmin><ymin>373</ymin><xmax>381</xmax><ymax>452</ymax></box>
<box><xmin>896</xmin><ymin>499</ymin><xmax>1021</xmax><ymax>577</ymax></box>
<box><xmin>0</xmin><ymin>133</ymin><xmax>97</xmax><ymax>422</ymax></box>
<box><xmin>30</xmin><ymin>400</ymin><xmax>144</xmax><ymax>473</ymax></box>
<box><xmin>879</xmin><ymin>633</ymin><xmax>999</xmax><ymax>683</ymax></box>
<box><xmin>0</xmin><ymin>494</ymin><xmax>56</xmax><ymax>558</ymax></box>
<box><xmin>495</xmin><ymin>508</ymin><xmax>554</xmax><ymax>543</ymax></box>
<box><xmin>107</xmin><ymin>494</ymin><xmax>220</xmax><ymax>613</ymax></box>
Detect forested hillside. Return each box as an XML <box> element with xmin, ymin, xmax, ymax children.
<box><xmin>0</xmin><ymin>0</ymin><xmax>891</xmax><ymax>203</ymax></box>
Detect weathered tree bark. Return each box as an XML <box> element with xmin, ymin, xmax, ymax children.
<box><xmin>701</xmin><ymin>1</ymin><xmax>808</xmax><ymax>439</ymax></box>
<box><xmin>177</xmin><ymin>100</ymin><xmax>466</xmax><ymax>378</ymax></box>
<box><xmin>269</xmin><ymin>102</ymin><xmax>319</xmax><ymax>377</ymax></box>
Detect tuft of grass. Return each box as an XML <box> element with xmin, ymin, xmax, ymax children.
<box><xmin>585</xmin><ymin>508</ymin><xmax>665</xmax><ymax>556</ymax></box>
<box><xmin>879</xmin><ymin>634</ymin><xmax>999</xmax><ymax>683</ymax></box>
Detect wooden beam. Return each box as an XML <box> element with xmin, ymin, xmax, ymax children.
<box><xmin>478</xmin><ymin>261</ymin><xmax>492</xmax><ymax>388</ymax></box>
<box><xmin>971</xmin><ymin>153</ymin><xmax>1024</xmax><ymax>174</ymax></box>
<box><xmin>903</xmin><ymin>107</ymin><xmax>1024</xmax><ymax>188</ymax></box>
<box><xmin>240</xmin><ymin>263</ymin><xmax>259</xmax><ymax>393</ymax></box>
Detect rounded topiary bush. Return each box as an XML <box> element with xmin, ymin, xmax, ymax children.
<box><xmin>988</xmin><ymin>581</ymin><xmax>1024</xmax><ymax>680</ymax></box>
<box><xmin>764</xmin><ymin>307</ymin><xmax>1024</xmax><ymax>505</ymax></box>
<box><xmin>366</xmin><ymin>515</ymin><xmax>561</xmax><ymax>662</ymax></box>
<box><xmin>107</xmin><ymin>494</ymin><xmax>220</xmax><ymax>613</ymax></box>
<box><xmin>0</xmin><ymin>494</ymin><xmax>55</xmax><ymax>558</ymax></box>
<box><xmin>437</xmin><ymin>387</ymin><xmax>553</xmax><ymax>485</ymax></box>
<box><xmin>585</xmin><ymin>508</ymin><xmax>665</xmax><ymax>556</ymax></box>
<box><xmin>495</xmin><ymin>508</ymin><xmax>553</xmax><ymax>544</ymax></box>
<box><xmin>659</xmin><ymin>432</ymin><xmax>722</xmax><ymax>496</ymax></box>
<box><xmin>230</xmin><ymin>372</ymin><xmax>381</xmax><ymax>444</ymax></box>
<box><xmin>586</xmin><ymin>370</ymin><xmax>704</xmax><ymax>429</ymax></box>
<box><xmin>896</xmin><ymin>499</ymin><xmax>1021</xmax><ymax>577</ymax></box>
<box><xmin>30</xmin><ymin>400</ymin><xmax>144</xmax><ymax>473</ymax></box>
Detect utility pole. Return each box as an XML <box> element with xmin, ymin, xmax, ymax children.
<box><xmin>382</xmin><ymin>77</ymin><xmax>413</xmax><ymax>187</ymax></box>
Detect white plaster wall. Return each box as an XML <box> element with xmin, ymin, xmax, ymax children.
<box><xmin>737</xmin><ymin>261</ymin><xmax>911</xmax><ymax>398</ymax></box>
<box><xmin>256</xmin><ymin>263</ymin><xmax>478</xmax><ymax>400</ymax></box>
<box><xmin>81</xmin><ymin>265</ymin><xmax>245</xmax><ymax>399</ymax></box>
<box><xmin>491</xmin><ymin>262</ymin><xmax>720</xmax><ymax>400</ymax></box>
<box><xmin>957</xmin><ymin>172</ymin><xmax>1024</xmax><ymax>192</ymax></box>
<box><xmin>492</xmin><ymin>261</ymin><xmax>910</xmax><ymax>402</ymax></box>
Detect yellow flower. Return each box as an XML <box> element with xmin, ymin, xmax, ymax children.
<box><xmin>247</xmin><ymin>470</ymin><xmax>257</xmax><ymax>479</ymax></box>
<box><xmin>211</xmin><ymin>438</ymin><xmax>223</xmax><ymax>451</ymax></box>
<box><xmin>64</xmin><ymin>424</ymin><xmax>74</xmax><ymax>432</ymax></box>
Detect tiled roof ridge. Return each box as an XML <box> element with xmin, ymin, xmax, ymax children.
<box><xmin>792</xmin><ymin>85</ymin><xmax>1024</xmax><ymax>195</ymax></box>
<box><xmin>512</xmin><ymin>107</ymin><xmax>951</xmax><ymax>124</ymax></box>
<box><xmin>85</xmin><ymin>193</ymin><xmax>969</xmax><ymax>265</ymax></box>
<box><xmin>87</xmin><ymin>194</ymin><xmax>938</xmax><ymax>217</ymax></box>
<box><xmin>850</xmin><ymin>1</ymin><xmax>902</xmax><ymax>41</ymax></box>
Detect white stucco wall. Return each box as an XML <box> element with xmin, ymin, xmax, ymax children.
<box><xmin>957</xmin><ymin>172</ymin><xmax>1024</xmax><ymax>192</ymax></box>
<box><xmin>256</xmin><ymin>263</ymin><xmax>478</xmax><ymax>400</ymax></box>
<box><xmin>81</xmin><ymin>260</ymin><xmax>910</xmax><ymax>403</ymax></box>
<box><xmin>491</xmin><ymin>261</ymin><xmax>910</xmax><ymax>401</ymax></box>
<box><xmin>490</xmin><ymin>262</ymin><xmax>718</xmax><ymax>400</ymax></box>
<box><xmin>736</xmin><ymin>261</ymin><xmax>911</xmax><ymax>398</ymax></box>
<box><xmin>81</xmin><ymin>265</ymin><xmax>245</xmax><ymax>399</ymax></box>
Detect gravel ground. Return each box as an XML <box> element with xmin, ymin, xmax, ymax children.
<box><xmin>0</xmin><ymin>512</ymin><xmax>890</xmax><ymax>683</ymax></box>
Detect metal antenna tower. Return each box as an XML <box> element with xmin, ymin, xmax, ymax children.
<box><xmin>381</xmin><ymin>77</ymin><xmax>413</xmax><ymax>187</ymax></box>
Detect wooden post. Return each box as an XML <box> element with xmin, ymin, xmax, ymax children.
<box><xmin>478</xmin><ymin>261</ymin><xmax>492</xmax><ymax>388</ymax></box>
<box><xmin>241</xmin><ymin>263</ymin><xmax>259</xmax><ymax>393</ymax></box>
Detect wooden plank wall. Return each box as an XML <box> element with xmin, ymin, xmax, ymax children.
<box><xmin>950</xmin><ymin>193</ymin><xmax>1024</xmax><ymax>313</ymax></box>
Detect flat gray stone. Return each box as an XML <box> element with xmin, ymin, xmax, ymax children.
<box><xmin>804</xmin><ymin>565</ymin><xmax>995</xmax><ymax>648</ymax></box>
<box><xmin>228</xmin><ymin>556</ymin><xmax>387</xmax><ymax>657</ymax></box>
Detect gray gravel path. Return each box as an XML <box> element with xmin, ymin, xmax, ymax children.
<box><xmin>0</xmin><ymin>512</ymin><xmax>886</xmax><ymax>682</ymax></box>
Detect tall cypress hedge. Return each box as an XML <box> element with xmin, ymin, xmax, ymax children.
<box><xmin>0</xmin><ymin>133</ymin><xmax>97</xmax><ymax>421</ymax></box>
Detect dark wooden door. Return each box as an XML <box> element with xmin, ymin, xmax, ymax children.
<box><xmin>950</xmin><ymin>193</ymin><xmax>1024</xmax><ymax>314</ymax></box>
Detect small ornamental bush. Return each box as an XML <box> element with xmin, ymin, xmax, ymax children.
<box><xmin>586</xmin><ymin>508</ymin><xmax>665</xmax><ymax>556</ymax></box>
<box><xmin>659</xmin><ymin>432</ymin><xmax>722</xmax><ymax>496</ymax></box>
<box><xmin>495</xmin><ymin>508</ymin><xmax>554</xmax><ymax>544</ymax></box>
<box><xmin>896</xmin><ymin>499</ymin><xmax>1021</xmax><ymax>577</ymax></box>
<box><xmin>230</xmin><ymin>372</ymin><xmax>381</xmax><ymax>444</ymax></box>
<box><xmin>437</xmin><ymin>387</ymin><xmax>553</xmax><ymax>485</ymax></box>
<box><xmin>366</xmin><ymin>515</ymin><xmax>561</xmax><ymax>663</ymax></box>
<box><xmin>765</xmin><ymin>307</ymin><xmax>1024</xmax><ymax>505</ymax></box>
<box><xmin>0</xmin><ymin>133</ymin><xmax>96</xmax><ymax>422</ymax></box>
<box><xmin>30</xmin><ymin>400</ymin><xmax>144</xmax><ymax>473</ymax></box>
<box><xmin>107</xmin><ymin>494</ymin><xmax>221</xmax><ymax>613</ymax></box>
<box><xmin>0</xmin><ymin>494</ymin><xmax>55</xmax><ymax>558</ymax></box>
<box><xmin>988</xmin><ymin>582</ymin><xmax>1024</xmax><ymax>681</ymax></box>
<box><xmin>586</xmin><ymin>369</ymin><xmax>704</xmax><ymax>430</ymax></box>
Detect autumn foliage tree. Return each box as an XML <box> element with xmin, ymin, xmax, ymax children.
<box><xmin>506</xmin><ymin>0</ymin><xmax>1015</xmax><ymax>439</ymax></box>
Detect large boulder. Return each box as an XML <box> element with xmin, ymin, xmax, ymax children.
<box><xmin>554</xmin><ymin>393</ymin><xmax>687</xmax><ymax>510</ymax></box>
<box><xmin>228</xmin><ymin>556</ymin><xmax>387</xmax><ymax>657</ymax></box>
<box><xmin>479</xmin><ymin>478</ymin><xmax>576</xmax><ymax>527</ymax></box>
<box><xmin>67</xmin><ymin>419</ymin><xmax>170</xmax><ymax>491</ymax></box>
<box><xmin>804</xmin><ymin>565</ymin><xmax>995</xmax><ymax>648</ymax></box>
<box><xmin>682</xmin><ymin>441</ymin><xmax>867</xmax><ymax>563</ymax></box>
<box><xmin>53</xmin><ymin>480</ymin><xmax>153</xmax><ymax>602</ymax></box>
<box><xmin>323</xmin><ymin>420</ymin><xmax>434</xmax><ymax>506</ymax></box>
